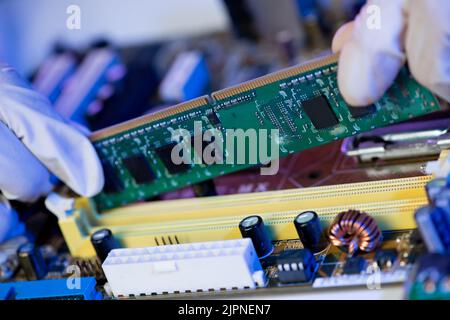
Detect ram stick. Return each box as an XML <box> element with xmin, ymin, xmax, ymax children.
<box><xmin>90</xmin><ymin>54</ymin><xmax>440</xmax><ymax>211</ymax></box>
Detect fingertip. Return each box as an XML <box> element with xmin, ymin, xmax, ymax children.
<box><xmin>66</xmin><ymin>139</ymin><xmax>105</xmax><ymax>198</ymax></box>
<box><xmin>332</xmin><ymin>21</ymin><xmax>354</xmax><ymax>53</ymax></box>
<box><xmin>337</xmin><ymin>44</ymin><xmax>380</xmax><ymax>107</ymax></box>
<box><xmin>338</xmin><ymin>80</ymin><xmax>378</xmax><ymax>107</ymax></box>
<box><xmin>337</xmin><ymin>37</ymin><xmax>405</xmax><ymax>107</ymax></box>
<box><xmin>333</xmin><ymin>22</ymin><xmax>379</xmax><ymax>106</ymax></box>
<box><xmin>80</xmin><ymin>167</ymin><xmax>105</xmax><ymax>198</ymax></box>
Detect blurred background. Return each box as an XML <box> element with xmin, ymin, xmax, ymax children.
<box><xmin>0</xmin><ymin>0</ymin><xmax>229</xmax><ymax>74</ymax></box>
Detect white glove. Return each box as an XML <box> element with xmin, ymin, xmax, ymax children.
<box><xmin>0</xmin><ymin>62</ymin><xmax>104</xmax><ymax>202</ymax></box>
<box><xmin>332</xmin><ymin>0</ymin><xmax>450</xmax><ymax>106</ymax></box>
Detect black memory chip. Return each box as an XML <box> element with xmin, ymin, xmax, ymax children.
<box><xmin>155</xmin><ymin>142</ymin><xmax>191</xmax><ymax>174</ymax></box>
<box><xmin>122</xmin><ymin>154</ymin><xmax>155</xmax><ymax>184</ymax></box>
<box><xmin>102</xmin><ymin>161</ymin><xmax>124</xmax><ymax>194</ymax></box>
<box><xmin>302</xmin><ymin>95</ymin><xmax>339</xmax><ymax>129</ymax></box>
<box><xmin>348</xmin><ymin>104</ymin><xmax>377</xmax><ymax>118</ymax></box>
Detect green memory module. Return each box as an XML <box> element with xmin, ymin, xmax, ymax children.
<box><xmin>90</xmin><ymin>54</ymin><xmax>440</xmax><ymax>211</ymax></box>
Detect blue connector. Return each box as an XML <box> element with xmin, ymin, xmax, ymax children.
<box><xmin>0</xmin><ymin>284</ymin><xmax>14</xmax><ymax>300</ymax></box>
<box><xmin>0</xmin><ymin>277</ymin><xmax>102</xmax><ymax>300</ymax></box>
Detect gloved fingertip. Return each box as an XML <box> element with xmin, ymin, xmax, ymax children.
<box><xmin>337</xmin><ymin>46</ymin><xmax>381</xmax><ymax>107</ymax></box>
<box><xmin>337</xmin><ymin>38</ymin><xmax>404</xmax><ymax>107</ymax></box>
<box><xmin>79</xmin><ymin>173</ymin><xmax>105</xmax><ymax>198</ymax></box>
<box><xmin>68</xmin><ymin>174</ymin><xmax>104</xmax><ymax>198</ymax></box>
<box><xmin>338</xmin><ymin>79</ymin><xmax>379</xmax><ymax>107</ymax></box>
<box><xmin>332</xmin><ymin>21</ymin><xmax>354</xmax><ymax>53</ymax></box>
<box><xmin>68</xmin><ymin>149</ymin><xmax>105</xmax><ymax>198</ymax></box>
<box><xmin>333</xmin><ymin>22</ymin><xmax>380</xmax><ymax>106</ymax></box>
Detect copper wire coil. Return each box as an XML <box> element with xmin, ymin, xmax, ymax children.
<box><xmin>328</xmin><ymin>210</ymin><xmax>382</xmax><ymax>255</ymax></box>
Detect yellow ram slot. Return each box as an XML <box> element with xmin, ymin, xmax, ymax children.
<box><xmin>59</xmin><ymin>175</ymin><xmax>431</xmax><ymax>258</ymax></box>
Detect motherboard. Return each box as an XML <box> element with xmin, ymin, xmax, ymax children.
<box><xmin>1</xmin><ymin>148</ymin><xmax>448</xmax><ymax>300</ymax></box>
<box><xmin>1</xmin><ymin>52</ymin><xmax>449</xmax><ymax>301</ymax></box>
<box><xmin>0</xmin><ymin>221</ymin><xmax>440</xmax><ymax>300</ymax></box>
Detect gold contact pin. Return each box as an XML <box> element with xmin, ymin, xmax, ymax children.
<box><xmin>90</xmin><ymin>96</ymin><xmax>210</xmax><ymax>141</ymax></box>
<box><xmin>211</xmin><ymin>54</ymin><xmax>339</xmax><ymax>101</ymax></box>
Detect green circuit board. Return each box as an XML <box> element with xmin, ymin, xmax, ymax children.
<box><xmin>90</xmin><ymin>54</ymin><xmax>440</xmax><ymax>211</ymax></box>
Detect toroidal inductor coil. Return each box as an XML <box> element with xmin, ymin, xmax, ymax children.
<box><xmin>328</xmin><ymin>210</ymin><xmax>382</xmax><ymax>256</ymax></box>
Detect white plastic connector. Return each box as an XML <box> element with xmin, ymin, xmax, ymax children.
<box><xmin>102</xmin><ymin>238</ymin><xmax>266</xmax><ymax>297</ymax></box>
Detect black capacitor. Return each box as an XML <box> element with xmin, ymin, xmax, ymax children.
<box><xmin>239</xmin><ymin>215</ymin><xmax>273</xmax><ymax>258</ymax></box>
<box><xmin>17</xmin><ymin>242</ymin><xmax>47</xmax><ymax>280</ymax></box>
<box><xmin>90</xmin><ymin>229</ymin><xmax>120</xmax><ymax>262</ymax></box>
<box><xmin>294</xmin><ymin>211</ymin><xmax>327</xmax><ymax>253</ymax></box>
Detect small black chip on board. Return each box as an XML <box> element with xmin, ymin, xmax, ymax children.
<box><xmin>122</xmin><ymin>154</ymin><xmax>155</xmax><ymax>184</ymax></box>
<box><xmin>302</xmin><ymin>95</ymin><xmax>339</xmax><ymax>129</ymax></box>
<box><xmin>102</xmin><ymin>161</ymin><xmax>124</xmax><ymax>194</ymax></box>
<box><xmin>348</xmin><ymin>104</ymin><xmax>377</xmax><ymax>118</ymax></box>
<box><xmin>155</xmin><ymin>142</ymin><xmax>191</xmax><ymax>175</ymax></box>
<box><xmin>276</xmin><ymin>249</ymin><xmax>317</xmax><ymax>283</ymax></box>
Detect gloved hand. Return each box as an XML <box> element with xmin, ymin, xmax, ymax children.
<box><xmin>0</xmin><ymin>62</ymin><xmax>104</xmax><ymax>201</ymax></box>
<box><xmin>332</xmin><ymin>0</ymin><xmax>450</xmax><ymax>106</ymax></box>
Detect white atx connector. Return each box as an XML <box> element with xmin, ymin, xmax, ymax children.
<box><xmin>102</xmin><ymin>238</ymin><xmax>266</xmax><ymax>297</ymax></box>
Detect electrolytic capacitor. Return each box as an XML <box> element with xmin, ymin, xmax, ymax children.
<box><xmin>239</xmin><ymin>215</ymin><xmax>273</xmax><ymax>258</ymax></box>
<box><xmin>90</xmin><ymin>229</ymin><xmax>120</xmax><ymax>262</ymax></box>
<box><xmin>17</xmin><ymin>242</ymin><xmax>47</xmax><ymax>280</ymax></box>
<box><xmin>294</xmin><ymin>211</ymin><xmax>327</xmax><ymax>253</ymax></box>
